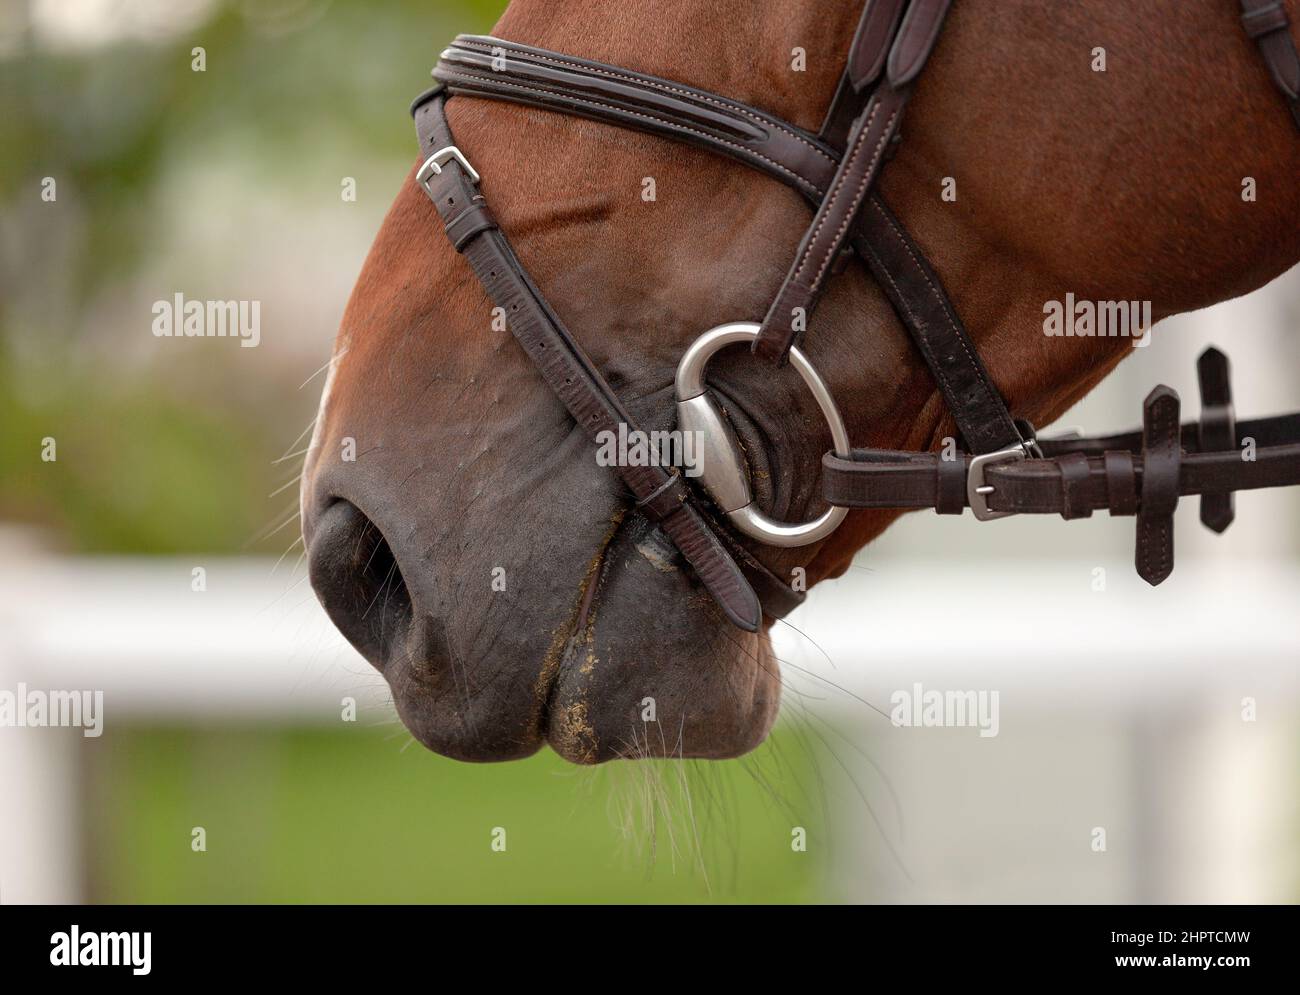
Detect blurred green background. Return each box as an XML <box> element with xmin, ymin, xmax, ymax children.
<box><xmin>88</xmin><ymin>726</ymin><xmax>828</xmax><ymax>903</ymax></box>
<box><xmin>1</xmin><ymin>0</ymin><xmax>507</xmax><ymax>554</ymax></box>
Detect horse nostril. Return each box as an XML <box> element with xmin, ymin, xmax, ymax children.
<box><xmin>307</xmin><ymin>499</ymin><xmax>413</xmax><ymax>668</ymax></box>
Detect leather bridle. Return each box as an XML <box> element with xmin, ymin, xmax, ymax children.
<box><xmin>409</xmin><ymin>0</ymin><xmax>1300</xmax><ymax>632</ymax></box>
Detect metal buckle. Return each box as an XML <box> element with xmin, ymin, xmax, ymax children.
<box><xmin>674</xmin><ymin>322</ymin><xmax>850</xmax><ymax>547</ymax></box>
<box><xmin>966</xmin><ymin>441</ymin><xmax>1034</xmax><ymax>521</ymax></box>
<box><xmin>416</xmin><ymin>146</ymin><xmax>480</xmax><ymax>197</ymax></box>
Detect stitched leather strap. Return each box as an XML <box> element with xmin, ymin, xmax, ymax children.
<box><xmin>851</xmin><ymin>196</ymin><xmax>1024</xmax><ymax>454</ymax></box>
<box><xmin>1136</xmin><ymin>386</ymin><xmax>1181</xmax><ymax>586</ymax></box>
<box><xmin>1196</xmin><ymin>346</ymin><xmax>1236</xmax><ymax>532</ymax></box>
<box><xmin>412</xmin><ymin>92</ymin><xmax>772</xmax><ymax>630</ymax></box>
<box><xmin>821</xmin><ymin>349</ymin><xmax>1300</xmax><ymax>587</ymax></box>
<box><xmin>820</xmin><ymin>0</ymin><xmax>907</xmax><ymax>145</ymax></box>
<box><xmin>823</xmin><ymin>410</ymin><xmax>1300</xmax><ymax>514</ymax></box>
<box><xmin>433</xmin><ymin>33</ymin><xmax>1022</xmax><ymax>458</ymax></box>
<box><xmin>754</xmin><ymin>0</ymin><xmax>954</xmax><ymax>365</ymax></box>
<box><xmin>415</xmin><ymin>19</ymin><xmax>1300</xmax><ymax>597</ymax></box>
<box><xmin>434</xmin><ymin>36</ymin><xmax>837</xmax><ymax>201</ymax></box>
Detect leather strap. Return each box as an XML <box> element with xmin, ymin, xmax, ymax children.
<box><xmin>821</xmin><ymin>346</ymin><xmax>1300</xmax><ymax>587</ymax></box>
<box><xmin>1239</xmin><ymin>0</ymin><xmax>1300</xmax><ymax>129</ymax></box>
<box><xmin>935</xmin><ymin>452</ymin><xmax>966</xmax><ymax>514</ymax></box>
<box><xmin>1058</xmin><ymin>452</ymin><xmax>1093</xmax><ymax>520</ymax></box>
<box><xmin>1136</xmin><ymin>386</ymin><xmax>1181</xmax><ymax>586</ymax></box>
<box><xmin>412</xmin><ymin>16</ymin><xmax>1300</xmax><ymax>598</ymax></box>
<box><xmin>823</xmin><ymin>410</ymin><xmax>1300</xmax><ymax>514</ymax></box>
<box><xmin>634</xmin><ymin>471</ymin><xmax>691</xmax><ymax>523</ymax></box>
<box><xmin>820</xmin><ymin>0</ymin><xmax>907</xmax><ymax>147</ymax></box>
<box><xmin>434</xmin><ymin>32</ymin><xmax>1023</xmax><ymax>457</ymax></box>
<box><xmin>754</xmin><ymin>0</ymin><xmax>953</xmax><ymax>365</ymax></box>
<box><xmin>412</xmin><ymin>91</ymin><xmax>773</xmax><ymax>630</ymax></box>
<box><xmin>434</xmin><ymin>36</ymin><xmax>837</xmax><ymax>202</ymax></box>
<box><xmin>851</xmin><ymin>196</ymin><xmax>1024</xmax><ymax>454</ymax></box>
<box><xmin>1103</xmin><ymin>451</ymin><xmax>1139</xmax><ymax>517</ymax></box>
<box><xmin>1196</xmin><ymin>346</ymin><xmax>1236</xmax><ymax>532</ymax></box>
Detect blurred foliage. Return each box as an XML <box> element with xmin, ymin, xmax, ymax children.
<box><xmin>0</xmin><ymin>348</ymin><xmax>269</xmax><ymax>551</ymax></box>
<box><xmin>0</xmin><ymin>0</ymin><xmax>507</xmax><ymax>553</ymax></box>
<box><xmin>88</xmin><ymin>724</ymin><xmax>829</xmax><ymax>903</ymax></box>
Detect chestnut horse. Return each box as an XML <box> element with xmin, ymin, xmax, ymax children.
<box><xmin>302</xmin><ymin>0</ymin><xmax>1300</xmax><ymax>763</ymax></box>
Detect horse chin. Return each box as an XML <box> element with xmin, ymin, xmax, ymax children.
<box><xmin>541</xmin><ymin>518</ymin><xmax>782</xmax><ymax>765</ymax></box>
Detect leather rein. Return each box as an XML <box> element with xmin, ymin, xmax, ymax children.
<box><xmin>409</xmin><ymin>0</ymin><xmax>1300</xmax><ymax>632</ymax></box>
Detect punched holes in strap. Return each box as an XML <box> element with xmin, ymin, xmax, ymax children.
<box><xmin>1196</xmin><ymin>346</ymin><xmax>1236</xmax><ymax>533</ymax></box>
<box><xmin>1057</xmin><ymin>452</ymin><xmax>1093</xmax><ymax>520</ymax></box>
<box><xmin>1135</xmin><ymin>386</ymin><xmax>1182</xmax><ymax>586</ymax></box>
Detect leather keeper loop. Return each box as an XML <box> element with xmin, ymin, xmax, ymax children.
<box><xmin>1057</xmin><ymin>452</ymin><xmax>1093</xmax><ymax>520</ymax></box>
<box><xmin>445</xmin><ymin>200</ymin><xmax>498</xmax><ymax>251</ymax></box>
<box><xmin>635</xmin><ymin>471</ymin><xmax>690</xmax><ymax>524</ymax></box>
<box><xmin>935</xmin><ymin>454</ymin><xmax>966</xmax><ymax>514</ymax></box>
<box><xmin>1103</xmin><ymin>450</ymin><xmax>1138</xmax><ymax>517</ymax></box>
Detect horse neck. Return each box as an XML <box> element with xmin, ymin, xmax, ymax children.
<box><xmin>493</xmin><ymin>0</ymin><xmax>861</xmax><ymax>133</ymax></box>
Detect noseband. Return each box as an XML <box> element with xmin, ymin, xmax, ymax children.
<box><xmin>410</xmin><ymin>0</ymin><xmax>1300</xmax><ymax>631</ymax></box>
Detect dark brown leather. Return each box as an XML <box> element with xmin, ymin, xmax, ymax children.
<box><xmin>634</xmin><ymin>471</ymin><xmax>690</xmax><ymax>523</ymax></box>
<box><xmin>1103</xmin><ymin>450</ymin><xmax>1139</xmax><ymax>517</ymax></box>
<box><xmin>413</xmin><ymin>92</ymin><xmax>769</xmax><ymax>631</ymax></box>
<box><xmin>1240</xmin><ymin>0</ymin><xmax>1300</xmax><ymax>128</ymax></box>
<box><xmin>434</xmin><ymin>36</ymin><xmax>837</xmax><ymax>202</ymax></box>
<box><xmin>754</xmin><ymin>0</ymin><xmax>954</xmax><ymax>365</ymax></box>
<box><xmin>405</xmin><ymin>0</ymin><xmax>1300</xmax><ymax>609</ymax></box>
<box><xmin>849</xmin><ymin>0</ymin><xmax>908</xmax><ymax>91</ymax></box>
<box><xmin>852</xmin><ymin>196</ymin><xmax>1024</xmax><ymax>454</ymax></box>
<box><xmin>824</xmin><ymin>407</ymin><xmax>1300</xmax><ymax>515</ymax></box>
<box><xmin>753</xmin><ymin>83</ymin><xmax>909</xmax><ymax>362</ymax></box>
<box><xmin>435</xmin><ymin>31</ymin><xmax>1023</xmax><ymax>458</ymax></box>
<box><xmin>1196</xmin><ymin>346</ymin><xmax>1236</xmax><ymax>532</ymax></box>
<box><xmin>1136</xmin><ymin>386</ymin><xmax>1182</xmax><ymax>586</ymax></box>
<box><xmin>935</xmin><ymin>452</ymin><xmax>966</xmax><ymax>514</ymax></box>
<box><xmin>707</xmin><ymin>515</ymin><xmax>807</xmax><ymax>619</ymax></box>
<box><xmin>886</xmin><ymin>0</ymin><xmax>953</xmax><ymax>85</ymax></box>
<box><xmin>1058</xmin><ymin>452</ymin><xmax>1094</xmax><ymax>520</ymax></box>
<box><xmin>822</xmin><ymin>347</ymin><xmax>1300</xmax><ymax>585</ymax></box>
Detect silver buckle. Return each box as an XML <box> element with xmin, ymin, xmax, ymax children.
<box><xmin>416</xmin><ymin>146</ymin><xmax>479</xmax><ymax>197</ymax></box>
<box><xmin>966</xmin><ymin>441</ymin><xmax>1034</xmax><ymax>521</ymax></box>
